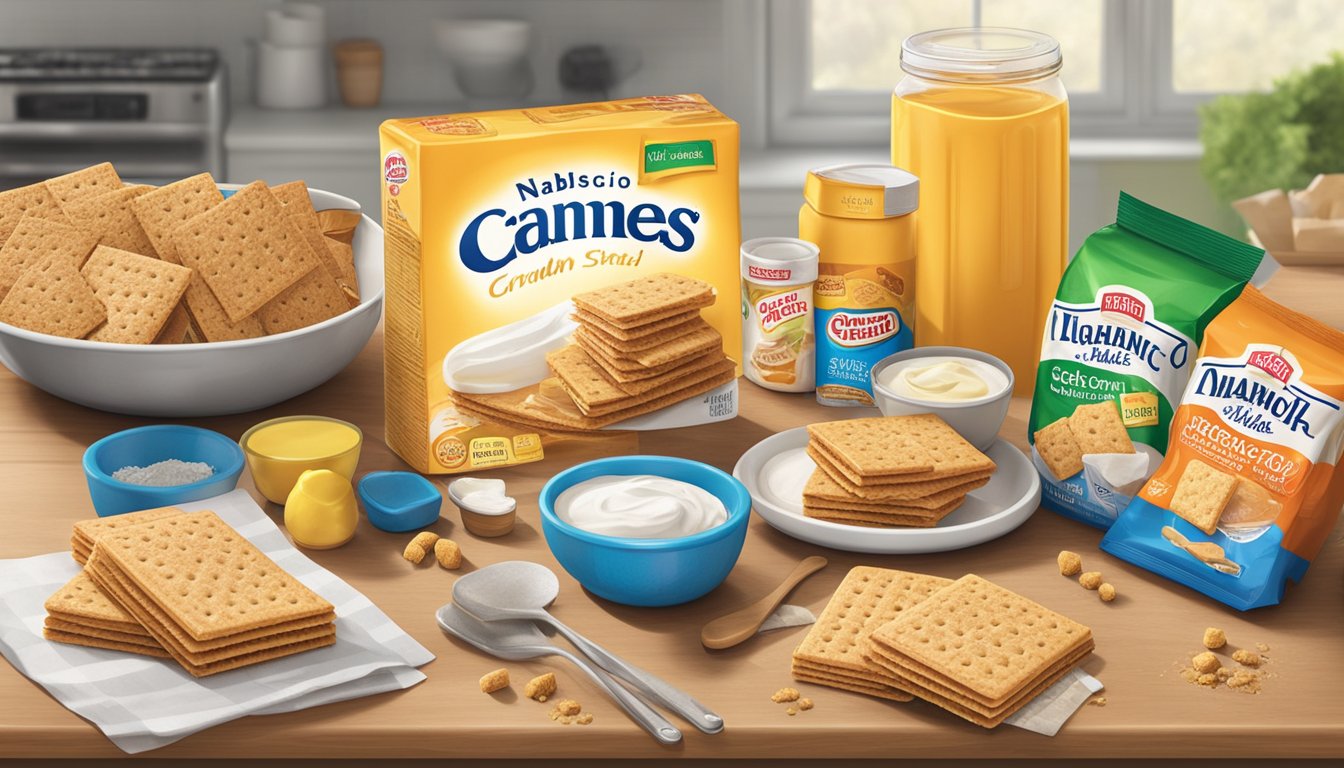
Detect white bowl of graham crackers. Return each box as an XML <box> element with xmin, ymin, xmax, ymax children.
<box><xmin>0</xmin><ymin>164</ymin><xmax>383</xmax><ymax>417</ymax></box>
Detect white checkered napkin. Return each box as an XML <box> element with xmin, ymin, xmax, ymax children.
<box><xmin>0</xmin><ymin>489</ymin><xmax>433</xmax><ymax>754</ymax></box>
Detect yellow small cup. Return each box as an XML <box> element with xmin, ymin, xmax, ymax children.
<box><xmin>240</xmin><ymin>415</ymin><xmax>363</xmax><ymax>504</ymax></box>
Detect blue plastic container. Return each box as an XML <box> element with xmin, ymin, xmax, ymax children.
<box><xmin>357</xmin><ymin>471</ymin><xmax>442</xmax><ymax>532</ymax></box>
<box><xmin>539</xmin><ymin>456</ymin><xmax>751</xmax><ymax>607</ymax></box>
<box><xmin>82</xmin><ymin>425</ymin><xmax>245</xmax><ymax>517</ymax></box>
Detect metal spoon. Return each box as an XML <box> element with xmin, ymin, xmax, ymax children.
<box><xmin>452</xmin><ymin>561</ymin><xmax>724</xmax><ymax>734</ymax></box>
<box><xmin>435</xmin><ymin>603</ymin><xmax>681</xmax><ymax>744</ymax></box>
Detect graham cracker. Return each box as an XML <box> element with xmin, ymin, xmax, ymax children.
<box><xmin>44</xmin><ymin>163</ymin><xmax>122</xmax><ymax>205</ymax></box>
<box><xmin>271</xmin><ymin>180</ymin><xmax>316</xmax><ymax>214</ymax></box>
<box><xmin>802</xmin><ymin>508</ymin><xmax>942</xmax><ymax>528</ymax></box>
<box><xmin>790</xmin><ymin>658</ymin><xmax>908</xmax><ymax>695</ymax></box>
<box><xmin>547</xmin><ymin>344</ymin><xmax>724</xmax><ymax>414</ymax></box>
<box><xmin>1068</xmin><ymin>401</ymin><xmax>1135</xmax><ymax>455</ymax></box>
<box><xmin>62</xmin><ymin>186</ymin><xmax>158</xmax><ymax>258</ymax></box>
<box><xmin>0</xmin><ymin>215</ymin><xmax>99</xmax><ymax>300</ymax></box>
<box><xmin>174</xmin><ymin>244</ymin><xmax>266</xmax><ymax>342</ymax></box>
<box><xmin>577</xmin><ymin>315</ymin><xmax>712</xmax><ymax>353</ymax></box>
<box><xmin>154</xmin><ymin>305</ymin><xmax>192</xmax><ymax>343</ymax></box>
<box><xmin>44</xmin><ymin>571</ymin><xmax>144</xmax><ymax>632</ymax></box>
<box><xmin>807</xmin><ymin>449</ymin><xmax>993</xmax><ymax>500</ymax></box>
<box><xmin>449</xmin><ymin>399</ymin><xmax>595</xmax><ymax>439</ymax></box>
<box><xmin>0</xmin><ymin>182</ymin><xmax>68</xmax><ymax>243</ymax></box>
<box><xmin>866</xmin><ymin>574</ymin><xmax>1093</xmax><ymax>707</ymax></box>
<box><xmin>1032</xmin><ymin>417</ymin><xmax>1084</xmax><ymax>481</ymax></box>
<box><xmin>806</xmin><ymin>416</ymin><xmax>935</xmax><ymax>479</ymax></box>
<box><xmin>130</xmin><ymin>172</ymin><xmax>224</xmax><ymax>265</ymax></box>
<box><xmin>90</xmin><ymin>511</ymin><xmax>333</xmax><ymax>640</ymax></box>
<box><xmin>572</xmin><ymin>307</ymin><xmax>701</xmax><ymax>340</ymax></box>
<box><xmin>176</xmin><ymin>181</ymin><xmax>319</xmax><ymax>322</ymax></box>
<box><xmin>1170</xmin><ymin>458</ymin><xmax>1238</xmax><ymax>535</ymax></box>
<box><xmin>452</xmin><ymin>361</ymin><xmax>735</xmax><ymax>432</ymax></box>
<box><xmin>803</xmin><ymin>467</ymin><xmax>988</xmax><ymax>510</ymax></box>
<box><xmin>571</xmin><ymin>273</ymin><xmax>714</xmax><ymax>327</ymax></box>
<box><xmin>44</xmin><ymin>616</ymin><xmax>153</xmax><ymax>645</ymax></box>
<box><xmin>81</xmin><ymin>246</ymin><xmax>192</xmax><ymax>344</ymax></box>
<box><xmin>790</xmin><ymin>669</ymin><xmax>913</xmax><ymax>702</ymax></box>
<box><xmin>572</xmin><ymin>333</ymin><xmax>720</xmax><ymax>381</ymax></box>
<box><xmin>792</xmin><ymin>567</ymin><xmax>952</xmax><ymax>684</ymax></box>
<box><xmin>806</xmin><ymin>438</ymin><xmax>994</xmax><ymax>490</ymax></box>
<box><xmin>43</xmin><ymin>627</ymin><xmax>171</xmax><ymax>659</ymax></box>
<box><xmin>0</xmin><ymin>254</ymin><xmax>106</xmax><ymax>339</ymax></box>
<box><xmin>71</xmin><ymin>506</ymin><xmax>185</xmax><ymax>562</ymax></box>
<box><xmin>325</xmin><ymin>238</ymin><xmax>360</xmax><ymax>307</ymax></box>
<box><xmin>573</xmin><ymin>323</ymin><xmax>723</xmax><ymax>368</ymax></box>
<box><xmin>256</xmin><ymin>263</ymin><xmax>348</xmax><ymax>335</ymax></box>
<box><xmin>867</xmin><ymin>641</ymin><xmax>1093</xmax><ymax>728</ymax></box>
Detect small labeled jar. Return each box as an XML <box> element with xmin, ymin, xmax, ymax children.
<box><xmin>740</xmin><ymin>237</ymin><xmax>819</xmax><ymax>393</ymax></box>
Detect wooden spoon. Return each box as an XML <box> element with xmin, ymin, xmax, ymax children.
<box><xmin>700</xmin><ymin>556</ymin><xmax>829</xmax><ymax>649</ymax></box>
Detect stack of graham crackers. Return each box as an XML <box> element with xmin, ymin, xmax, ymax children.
<box><xmin>793</xmin><ymin>567</ymin><xmax>1095</xmax><ymax>728</ymax></box>
<box><xmin>0</xmin><ymin>163</ymin><xmax>359</xmax><ymax>344</ymax></box>
<box><xmin>45</xmin><ymin>507</ymin><xmax>336</xmax><ymax>677</ymax></box>
<box><xmin>451</xmin><ymin>273</ymin><xmax>735</xmax><ymax>432</ymax></box>
<box><xmin>803</xmin><ymin>415</ymin><xmax>996</xmax><ymax>528</ymax></box>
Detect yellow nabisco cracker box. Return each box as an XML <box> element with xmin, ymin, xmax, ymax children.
<box><xmin>379</xmin><ymin>95</ymin><xmax>741</xmax><ymax>473</ymax></box>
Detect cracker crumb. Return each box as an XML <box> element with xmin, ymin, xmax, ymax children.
<box><xmin>1180</xmin><ymin>667</ymin><xmax>1199</xmax><ymax>684</ymax></box>
<box><xmin>577</xmin><ymin>713</ymin><xmax>594</xmax><ymax>725</ymax></box>
<box><xmin>1216</xmin><ymin>666</ymin><xmax>1232</xmax><ymax>681</ymax></box>
<box><xmin>1192</xmin><ymin>651</ymin><xmax>1220</xmax><ymax>674</ymax></box>
<box><xmin>1227</xmin><ymin>669</ymin><xmax>1261</xmax><ymax>693</ymax></box>
<box><xmin>550</xmin><ymin>699</ymin><xmax>581</xmax><ymax>718</ymax></box>
<box><xmin>785</xmin><ymin>707</ymin><xmax>798</xmax><ymax>716</ymax></box>
<box><xmin>1197</xmin><ymin>673</ymin><xmax>1219</xmax><ymax>687</ymax></box>
<box><xmin>1232</xmin><ymin>649</ymin><xmax>1262</xmax><ymax>667</ymax></box>
<box><xmin>478</xmin><ymin>667</ymin><xmax>509</xmax><ymax>694</ymax></box>
<box><xmin>1057</xmin><ymin>550</ymin><xmax>1082</xmax><ymax>576</ymax></box>
<box><xmin>1256</xmin><ymin>642</ymin><xmax>1270</xmax><ymax>653</ymax></box>
<box><xmin>1098</xmin><ymin>582</ymin><xmax>1117</xmax><ymax>602</ymax></box>
<box><xmin>402</xmin><ymin>531</ymin><xmax>439</xmax><ymax>564</ymax></box>
<box><xmin>798</xmin><ymin>698</ymin><xmax>814</xmax><ymax>711</ymax></box>
<box><xmin>525</xmin><ymin>672</ymin><xmax>557</xmax><ymax>701</ymax></box>
<box><xmin>1087</xmin><ymin>696</ymin><xmax>1107</xmax><ymax>707</ymax></box>
<box><xmin>1202</xmin><ymin>627</ymin><xmax>1226</xmax><ymax>650</ymax></box>
<box><xmin>771</xmin><ymin>687</ymin><xmax>801</xmax><ymax>703</ymax></box>
<box><xmin>434</xmin><ymin>538</ymin><xmax>463</xmax><ymax>569</ymax></box>
<box><xmin>1079</xmin><ymin>571</ymin><xmax>1103</xmax><ymax>590</ymax></box>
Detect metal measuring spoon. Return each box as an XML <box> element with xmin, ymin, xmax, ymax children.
<box><xmin>436</xmin><ymin>603</ymin><xmax>681</xmax><ymax>744</ymax></box>
<box><xmin>452</xmin><ymin>561</ymin><xmax>724</xmax><ymax>734</ymax></box>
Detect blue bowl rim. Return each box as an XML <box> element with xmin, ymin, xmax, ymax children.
<box><xmin>83</xmin><ymin>424</ymin><xmax>246</xmax><ymax>494</ymax></box>
<box><xmin>357</xmin><ymin>470</ymin><xmax>441</xmax><ymax>512</ymax></box>
<box><xmin>539</xmin><ymin>455</ymin><xmax>751</xmax><ymax>551</ymax></box>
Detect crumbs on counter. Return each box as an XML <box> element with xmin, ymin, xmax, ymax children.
<box><xmin>1180</xmin><ymin>628</ymin><xmax>1269</xmax><ymax>694</ymax></box>
<box><xmin>770</xmin><ymin>687</ymin><xmax>801</xmax><ymax>704</ymax></box>
<box><xmin>479</xmin><ymin>668</ymin><xmax>509</xmax><ymax>694</ymax></box>
<box><xmin>434</xmin><ymin>538</ymin><xmax>463</xmax><ymax>570</ymax></box>
<box><xmin>1057</xmin><ymin>550</ymin><xmax>1082</xmax><ymax>576</ymax></box>
<box><xmin>1098</xmin><ymin>583</ymin><xmax>1117</xmax><ymax>602</ymax></box>
<box><xmin>1087</xmin><ymin>696</ymin><xmax>1107</xmax><ymax>707</ymax></box>
<box><xmin>1078</xmin><ymin>571</ymin><xmax>1103</xmax><ymax>590</ymax></box>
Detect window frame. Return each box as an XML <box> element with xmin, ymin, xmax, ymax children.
<box><xmin>765</xmin><ymin>0</ymin><xmax>1224</xmax><ymax>146</ymax></box>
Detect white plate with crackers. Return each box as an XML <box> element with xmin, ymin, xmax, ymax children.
<box><xmin>733</xmin><ymin>426</ymin><xmax>1040</xmax><ymax>554</ymax></box>
<box><xmin>0</xmin><ymin>165</ymin><xmax>382</xmax><ymax>416</ymax></box>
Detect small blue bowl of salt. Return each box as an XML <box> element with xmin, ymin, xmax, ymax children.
<box><xmin>82</xmin><ymin>425</ymin><xmax>245</xmax><ymax>517</ymax></box>
<box><xmin>357</xmin><ymin>471</ymin><xmax>442</xmax><ymax>532</ymax></box>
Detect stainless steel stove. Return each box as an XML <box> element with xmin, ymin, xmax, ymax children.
<box><xmin>0</xmin><ymin>48</ymin><xmax>227</xmax><ymax>189</ymax></box>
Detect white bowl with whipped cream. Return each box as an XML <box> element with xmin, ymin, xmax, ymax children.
<box><xmin>539</xmin><ymin>456</ymin><xmax>751</xmax><ymax>607</ymax></box>
<box><xmin>870</xmin><ymin>346</ymin><xmax>1014</xmax><ymax>450</ymax></box>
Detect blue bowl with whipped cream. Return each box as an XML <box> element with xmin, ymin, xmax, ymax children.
<box><xmin>539</xmin><ymin>455</ymin><xmax>751</xmax><ymax>607</ymax></box>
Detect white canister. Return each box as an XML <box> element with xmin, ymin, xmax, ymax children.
<box><xmin>266</xmin><ymin>3</ymin><xmax>327</xmax><ymax>47</ymax></box>
<box><xmin>256</xmin><ymin>40</ymin><xmax>327</xmax><ymax>109</ymax></box>
<box><xmin>740</xmin><ymin>237</ymin><xmax>819</xmax><ymax>393</ymax></box>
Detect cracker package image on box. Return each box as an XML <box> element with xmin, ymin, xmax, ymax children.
<box><xmin>1101</xmin><ymin>286</ymin><xmax>1344</xmax><ymax>609</ymax></box>
<box><xmin>379</xmin><ymin>95</ymin><xmax>741</xmax><ymax>473</ymax></box>
<box><xmin>1028</xmin><ymin>193</ymin><xmax>1264</xmax><ymax>529</ymax></box>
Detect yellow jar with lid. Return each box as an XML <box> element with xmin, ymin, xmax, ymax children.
<box><xmin>799</xmin><ymin>164</ymin><xmax>918</xmax><ymax>407</ymax></box>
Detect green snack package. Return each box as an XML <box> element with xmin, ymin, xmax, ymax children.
<box><xmin>1028</xmin><ymin>193</ymin><xmax>1264</xmax><ymax>529</ymax></box>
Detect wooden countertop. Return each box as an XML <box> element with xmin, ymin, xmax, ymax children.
<box><xmin>1</xmin><ymin>266</ymin><xmax>1342</xmax><ymax>761</ymax></box>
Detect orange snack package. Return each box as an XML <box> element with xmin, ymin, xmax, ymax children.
<box><xmin>1101</xmin><ymin>286</ymin><xmax>1344</xmax><ymax>609</ymax></box>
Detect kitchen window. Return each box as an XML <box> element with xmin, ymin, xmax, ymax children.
<box><xmin>767</xmin><ymin>0</ymin><xmax>1344</xmax><ymax>145</ymax></box>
